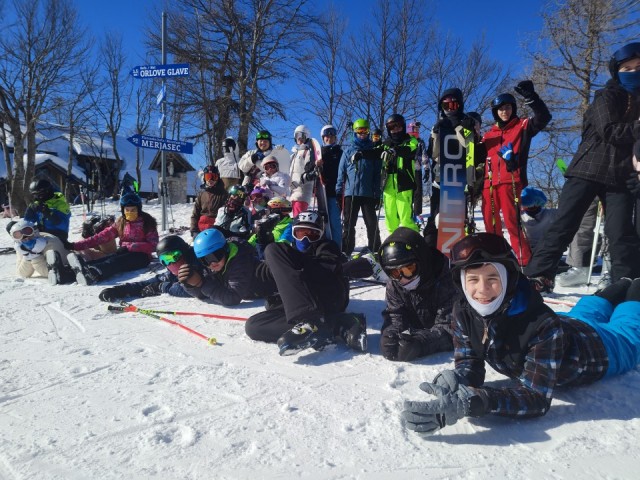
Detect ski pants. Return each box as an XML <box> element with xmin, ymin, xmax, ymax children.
<box><xmin>564</xmin><ymin>296</ymin><xmax>640</xmax><ymax>377</ymax></box>
<box><xmin>326</xmin><ymin>196</ymin><xmax>343</xmax><ymax>251</ymax></box>
<box><xmin>567</xmin><ymin>199</ymin><xmax>601</xmax><ymax>267</ymax></box>
<box><xmin>89</xmin><ymin>251</ymin><xmax>150</xmax><ymax>281</ymax></box>
<box><xmin>383</xmin><ymin>181</ymin><xmax>418</xmax><ymax>235</ymax></box>
<box><xmin>413</xmin><ymin>169</ymin><xmax>423</xmax><ymax>217</ymax></box>
<box><xmin>482</xmin><ymin>181</ymin><xmax>531</xmax><ymax>266</ymax></box>
<box><xmin>525</xmin><ymin>177</ymin><xmax>640</xmax><ymax>282</ymax></box>
<box><xmin>292</xmin><ymin>201</ymin><xmax>309</xmax><ymax>218</ymax></box>
<box><xmin>244</xmin><ymin>243</ymin><xmax>349</xmax><ymax>343</ymax></box>
<box><xmin>342</xmin><ymin>196</ymin><xmax>381</xmax><ymax>255</ymax></box>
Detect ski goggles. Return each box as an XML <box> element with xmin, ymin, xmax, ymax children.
<box><xmin>294</xmin><ymin>131</ymin><xmax>307</xmax><ymax>141</ymax></box>
<box><xmin>256</xmin><ymin>132</ymin><xmax>271</xmax><ymax>140</ymax></box>
<box><xmin>199</xmin><ymin>245</ymin><xmax>228</xmax><ymax>265</ymax></box>
<box><xmin>384</xmin><ymin>262</ymin><xmax>419</xmax><ymax>281</ymax></box>
<box><xmin>441</xmin><ymin>97</ymin><xmax>460</xmax><ymax>111</ymax></box>
<box><xmin>263</xmin><ymin>162</ymin><xmax>278</xmax><ymax>170</ymax></box>
<box><xmin>12</xmin><ymin>226</ymin><xmax>36</xmax><ymax>240</ymax></box>
<box><xmin>292</xmin><ymin>225</ymin><xmax>323</xmax><ymax>242</ymax></box>
<box><xmin>450</xmin><ymin>234</ymin><xmax>513</xmax><ymax>267</ymax></box>
<box><xmin>203</xmin><ymin>172</ymin><xmax>219</xmax><ymax>182</ymax></box>
<box><xmin>354</xmin><ymin>127</ymin><xmax>370</xmax><ymax>135</ymax></box>
<box><xmin>322</xmin><ymin>128</ymin><xmax>337</xmax><ymax>137</ymax></box>
<box><xmin>613</xmin><ymin>42</ymin><xmax>640</xmax><ymax>63</ymax></box>
<box><xmin>385</xmin><ymin>121</ymin><xmax>403</xmax><ymax>132</ymax></box>
<box><xmin>159</xmin><ymin>249</ymin><xmax>183</xmax><ymax>266</ymax></box>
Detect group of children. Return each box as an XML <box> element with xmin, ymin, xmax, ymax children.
<box><xmin>6</xmin><ymin>40</ymin><xmax>640</xmax><ymax>437</ymax></box>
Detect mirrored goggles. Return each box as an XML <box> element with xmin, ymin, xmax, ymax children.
<box><xmin>204</xmin><ymin>172</ymin><xmax>219</xmax><ymax>182</ymax></box>
<box><xmin>450</xmin><ymin>234</ymin><xmax>512</xmax><ymax>265</ymax></box>
<box><xmin>441</xmin><ymin>98</ymin><xmax>460</xmax><ymax>111</ymax></box>
<box><xmin>159</xmin><ymin>249</ymin><xmax>183</xmax><ymax>266</ymax></box>
<box><xmin>292</xmin><ymin>226</ymin><xmax>322</xmax><ymax>242</ymax></box>
<box><xmin>200</xmin><ymin>246</ymin><xmax>228</xmax><ymax>265</ymax></box>
<box><xmin>384</xmin><ymin>262</ymin><xmax>419</xmax><ymax>281</ymax></box>
<box><xmin>256</xmin><ymin>132</ymin><xmax>271</xmax><ymax>140</ymax></box>
<box><xmin>386</xmin><ymin>121</ymin><xmax>403</xmax><ymax>132</ymax></box>
<box><xmin>354</xmin><ymin>127</ymin><xmax>370</xmax><ymax>135</ymax></box>
<box><xmin>12</xmin><ymin>226</ymin><xmax>35</xmax><ymax>240</ymax></box>
<box><xmin>322</xmin><ymin>128</ymin><xmax>337</xmax><ymax>137</ymax></box>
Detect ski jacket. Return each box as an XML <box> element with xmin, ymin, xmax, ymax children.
<box><xmin>565</xmin><ymin>79</ymin><xmax>640</xmax><ymax>187</ymax></box>
<box><xmin>288</xmin><ymin>143</ymin><xmax>316</xmax><ymax>203</ymax></box>
<box><xmin>73</xmin><ymin>215</ymin><xmax>159</xmax><ymax>258</ymax></box>
<box><xmin>182</xmin><ymin>240</ymin><xmax>275</xmax><ymax>306</ymax></box>
<box><xmin>24</xmin><ymin>192</ymin><xmax>71</xmax><ymax>241</ymax></box>
<box><xmin>215</xmin><ymin>149</ymin><xmax>242</xmax><ymax>180</ymax></box>
<box><xmin>336</xmin><ymin>138</ymin><xmax>382</xmax><ymax>199</ymax></box>
<box><xmin>258</xmin><ymin>170</ymin><xmax>291</xmax><ymax>198</ymax></box>
<box><xmin>521</xmin><ymin>207</ymin><xmax>557</xmax><ymax>250</ymax></box>
<box><xmin>380</xmin><ymin>135</ymin><xmax>418</xmax><ymax>193</ymax></box>
<box><xmin>14</xmin><ymin>232</ymin><xmax>68</xmax><ymax>278</ymax></box>
<box><xmin>239</xmin><ymin>146</ymin><xmax>290</xmax><ymax>183</ymax></box>
<box><xmin>320</xmin><ymin>144</ymin><xmax>343</xmax><ymax>197</ymax></box>
<box><xmin>482</xmin><ymin>96</ymin><xmax>551</xmax><ymax>187</ymax></box>
<box><xmin>451</xmin><ymin>277</ymin><xmax>607</xmax><ymax>418</ymax></box>
<box><xmin>214</xmin><ymin>206</ymin><xmax>252</xmax><ymax>238</ymax></box>
<box><xmin>190</xmin><ymin>181</ymin><xmax>228</xmax><ymax>236</ymax></box>
<box><xmin>248</xmin><ymin>215</ymin><xmax>293</xmax><ymax>247</ymax></box>
<box><xmin>380</xmin><ymin>227</ymin><xmax>458</xmax><ymax>360</ymax></box>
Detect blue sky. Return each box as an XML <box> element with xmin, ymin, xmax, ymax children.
<box><xmin>75</xmin><ymin>0</ymin><xmax>545</xmax><ymax>150</ymax></box>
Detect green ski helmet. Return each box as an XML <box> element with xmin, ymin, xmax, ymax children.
<box><xmin>352</xmin><ymin>118</ymin><xmax>370</xmax><ymax>133</ymax></box>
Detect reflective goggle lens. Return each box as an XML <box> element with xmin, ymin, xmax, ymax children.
<box><xmin>354</xmin><ymin>127</ymin><xmax>370</xmax><ymax>135</ymax></box>
<box><xmin>442</xmin><ymin>98</ymin><xmax>460</xmax><ymax>111</ymax></box>
<box><xmin>384</xmin><ymin>262</ymin><xmax>419</xmax><ymax>280</ymax></box>
<box><xmin>12</xmin><ymin>226</ymin><xmax>35</xmax><ymax>240</ymax></box>
<box><xmin>322</xmin><ymin>128</ymin><xmax>337</xmax><ymax>137</ymax></box>
<box><xmin>256</xmin><ymin>132</ymin><xmax>270</xmax><ymax>140</ymax></box>
<box><xmin>204</xmin><ymin>172</ymin><xmax>219</xmax><ymax>182</ymax></box>
<box><xmin>159</xmin><ymin>249</ymin><xmax>183</xmax><ymax>266</ymax></box>
<box><xmin>292</xmin><ymin>226</ymin><xmax>322</xmax><ymax>242</ymax></box>
<box><xmin>200</xmin><ymin>246</ymin><xmax>228</xmax><ymax>265</ymax></box>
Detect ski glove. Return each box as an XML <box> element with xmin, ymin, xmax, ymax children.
<box><xmin>396</xmin><ymin>333</ymin><xmax>424</xmax><ymax>362</ymax></box>
<box><xmin>626</xmin><ymin>172</ymin><xmax>640</xmax><ymax>198</ymax></box>
<box><xmin>62</xmin><ymin>240</ymin><xmax>75</xmax><ymax>251</ymax></box>
<box><xmin>402</xmin><ymin>383</ymin><xmax>490</xmax><ymax>436</ymax></box>
<box><xmin>250</xmin><ymin>152</ymin><xmax>263</xmax><ymax>164</ymax></box>
<box><xmin>460</xmin><ymin>116</ymin><xmax>477</xmax><ymax>132</ymax></box>
<box><xmin>380</xmin><ymin>330</ymin><xmax>400</xmax><ymax>360</ymax></box>
<box><xmin>498</xmin><ymin>143</ymin><xmax>518</xmax><ymax>172</ymax></box>
<box><xmin>432</xmin><ymin>369</ymin><xmax>464</xmax><ymax>392</ymax></box>
<box><xmin>178</xmin><ymin>263</ymin><xmax>202</xmax><ymax>287</ymax></box>
<box><xmin>514</xmin><ymin>80</ymin><xmax>536</xmax><ymax>101</ymax></box>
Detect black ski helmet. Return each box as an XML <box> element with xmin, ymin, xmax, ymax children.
<box><xmin>29</xmin><ymin>179</ymin><xmax>54</xmax><ymax>202</ymax></box>
<box><xmin>293</xmin><ymin>210</ymin><xmax>324</xmax><ymax>230</ymax></box>
<box><xmin>385</xmin><ymin>113</ymin><xmax>406</xmax><ymax>141</ymax></box>
<box><xmin>491</xmin><ymin>93</ymin><xmax>517</xmax><ymax>123</ymax></box>
<box><xmin>222</xmin><ymin>137</ymin><xmax>236</xmax><ymax>153</ymax></box>
<box><xmin>609</xmin><ymin>42</ymin><xmax>640</xmax><ymax>81</ymax></box>
<box><xmin>449</xmin><ymin>232</ymin><xmax>520</xmax><ymax>295</ymax></box>
<box><xmin>379</xmin><ymin>240</ymin><xmax>418</xmax><ymax>269</ymax></box>
<box><xmin>157</xmin><ymin>235</ymin><xmax>189</xmax><ymax>256</ymax></box>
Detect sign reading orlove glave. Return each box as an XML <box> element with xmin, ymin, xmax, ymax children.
<box><xmin>127</xmin><ymin>134</ymin><xmax>193</xmax><ymax>155</ymax></box>
<box><xmin>130</xmin><ymin>63</ymin><xmax>190</xmax><ymax>79</ymax></box>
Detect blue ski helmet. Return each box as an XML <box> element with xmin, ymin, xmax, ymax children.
<box><xmin>520</xmin><ymin>186</ymin><xmax>547</xmax><ymax>208</ymax></box>
<box><xmin>491</xmin><ymin>93</ymin><xmax>517</xmax><ymax>123</ymax></box>
<box><xmin>120</xmin><ymin>192</ymin><xmax>142</xmax><ymax>214</ymax></box>
<box><xmin>609</xmin><ymin>42</ymin><xmax>640</xmax><ymax>81</ymax></box>
<box><xmin>193</xmin><ymin>228</ymin><xmax>227</xmax><ymax>259</ymax></box>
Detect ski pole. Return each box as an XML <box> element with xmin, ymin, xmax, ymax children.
<box><xmin>108</xmin><ymin>304</ymin><xmax>247</xmax><ymax>321</ymax></box>
<box><xmin>109</xmin><ymin>302</ymin><xmax>217</xmax><ymax>345</ymax></box>
<box><xmin>586</xmin><ymin>201</ymin><xmax>603</xmax><ymax>287</ymax></box>
<box><xmin>543</xmin><ymin>298</ymin><xmax>576</xmax><ymax>308</ymax></box>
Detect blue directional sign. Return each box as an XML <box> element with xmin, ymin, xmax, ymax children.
<box><xmin>127</xmin><ymin>134</ymin><xmax>193</xmax><ymax>155</ymax></box>
<box><xmin>130</xmin><ymin>63</ymin><xmax>190</xmax><ymax>79</ymax></box>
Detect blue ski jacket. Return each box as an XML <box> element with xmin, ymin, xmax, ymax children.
<box><xmin>336</xmin><ymin>136</ymin><xmax>382</xmax><ymax>198</ymax></box>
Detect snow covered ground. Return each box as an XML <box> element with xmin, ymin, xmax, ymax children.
<box><xmin>1</xmin><ymin>201</ymin><xmax>639</xmax><ymax>479</ymax></box>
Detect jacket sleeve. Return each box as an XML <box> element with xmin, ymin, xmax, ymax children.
<box><xmin>191</xmin><ymin>194</ymin><xmax>202</xmax><ymax>234</ymax></box>
<box><xmin>526</xmin><ymin>94</ymin><xmax>552</xmax><ymax>136</ymax></box>
<box><xmin>335</xmin><ymin>150</ymin><xmax>348</xmax><ymax>195</ymax></box>
<box><xmin>238</xmin><ymin>150</ymin><xmax>255</xmax><ymax>174</ymax></box>
<box><xmin>125</xmin><ymin>227</ymin><xmax>159</xmax><ymax>255</ymax></box>
<box><xmin>452</xmin><ymin>304</ymin><xmax>487</xmax><ymax>388</ymax></box>
<box><xmin>73</xmin><ymin>224</ymin><xmax>119</xmax><ymax>251</ymax></box>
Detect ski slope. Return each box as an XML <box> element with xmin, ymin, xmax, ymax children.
<box><xmin>1</xmin><ymin>200</ymin><xmax>638</xmax><ymax>479</ymax></box>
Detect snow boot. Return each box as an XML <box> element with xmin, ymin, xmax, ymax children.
<box><xmin>276</xmin><ymin>318</ymin><xmax>332</xmax><ymax>356</ymax></box>
<box><xmin>67</xmin><ymin>252</ymin><xmax>102</xmax><ymax>286</ymax></box>
<box><xmin>555</xmin><ymin>267</ymin><xmax>589</xmax><ymax>287</ymax></box>
<box><xmin>332</xmin><ymin>312</ymin><xmax>367</xmax><ymax>352</ymax></box>
<box><xmin>529</xmin><ymin>275</ymin><xmax>555</xmax><ymax>294</ymax></box>
<box><xmin>45</xmin><ymin>250</ymin><xmax>64</xmax><ymax>286</ymax></box>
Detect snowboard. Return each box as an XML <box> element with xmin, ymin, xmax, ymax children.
<box><xmin>310</xmin><ymin>137</ymin><xmax>333</xmax><ymax>241</ymax></box>
<box><xmin>436</xmin><ymin>123</ymin><xmax>467</xmax><ymax>257</ymax></box>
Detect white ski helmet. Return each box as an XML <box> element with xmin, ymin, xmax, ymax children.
<box><xmin>321</xmin><ymin>124</ymin><xmax>337</xmax><ymax>137</ymax></box>
<box><xmin>294</xmin><ymin>125</ymin><xmax>311</xmax><ymax>142</ymax></box>
<box><xmin>10</xmin><ymin>219</ymin><xmax>39</xmax><ymax>240</ymax></box>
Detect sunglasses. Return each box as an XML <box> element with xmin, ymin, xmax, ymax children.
<box><xmin>322</xmin><ymin>129</ymin><xmax>337</xmax><ymax>137</ymax></box>
<box><xmin>200</xmin><ymin>245</ymin><xmax>228</xmax><ymax>265</ymax></box>
<box><xmin>159</xmin><ymin>249</ymin><xmax>183</xmax><ymax>266</ymax></box>
<box><xmin>256</xmin><ymin>132</ymin><xmax>271</xmax><ymax>140</ymax></box>
<box><xmin>450</xmin><ymin>234</ymin><xmax>513</xmax><ymax>265</ymax></box>
<box><xmin>204</xmin><ymin>172</ymin><xmax>219</xmax><ymax>182</ymax></box>
<box><xmin>12</xmin><ymin>226</ymin><xmax>35</xmax><ymax>240</ymax></box>
<box><xmin>292</xmin><ymin>226</ymin><xmax>322</xmax><ymax>242</ymax></box>
<box><xmin>384</xmin><ymin>262</ymin><xmax>419</xmax><ymax>281</ymax></box>
<box><xmin>263</xmin><ymin>163</ymin><xmax>277</xmax><ymax>170</ymax></box>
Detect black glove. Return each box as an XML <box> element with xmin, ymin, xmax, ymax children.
<box><xmin>255</xmin><ymin>222</ymin><xmax>275</xmax><ymax>245</ymax></box>
<box><xmin>397</xmin><ymin>333</ymin><xmax>424</xmax><ymax>362</ymax></box>
<box><xmin>514</xmin><ymin>80</ymin><xmax>535</xmax><ymax>98</ymax></box>
<box><xmin>460</xmin><ymin>116</ymin><xmax>476</xmax><ymax>132</ymax></box>
<box><xmin>402</xmin><ymin>383</ymin><xmax>490</xmax><ymax>436</ymax></box>
<box><xmin>140</xmin><ymin>282</ymin><xmax>162</xmax><ymax>297</ymax></box>
<box><xmin>498</xmin><ymin>143</ymin><xmax>518</xmax><ymax>172</ymax></box>
<box><xmin>250</xmin><ymin>152</ymin><xmax>261</xmax><ymax>164</ymax></box>
<box><xmin>115</xmin><ymin>246</ymin><xmax>129</xmax><ymax>255</ymax></box>
<box><xmin>98</xmin><ymin>284</ymin><xmax>139</xmax><ymax>302</ymax></box>
<box><xmin>626</xmin><ymin>172</ymin><xmax>640</xmax><ymax>198</ymax></box>
<box><xmin>178</xmin><ymin>263</ymin><xmax>202</xmax><ymax>287</ymax></box>
<box><xmin>301</xmin><ymin>170</ymin><xmax>317</xmax><ymax>184</ymax></box>
<box><xmin>62</xmin><ymin>240</ymin><xmax>75</xmax><ymax>251</ymax></box>
<box><xmin>380</xmin><ymin>330</ymin><xmax>400</xmax><ymax>360</ymax></box>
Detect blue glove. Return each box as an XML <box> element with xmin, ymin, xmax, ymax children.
<box><xmin>402</xmin><ymin>382</ymin><xmax>490</xmax><ymax>436</ymax></box>
<box><xmin>498</xmin><ymin>143</ymin><xmax>518</xmax><ymax>172</ymax></box>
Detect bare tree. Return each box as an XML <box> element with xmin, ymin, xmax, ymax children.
<box><xmin>0</xmin><ymin>0</ymin><xmax>89</xmax><ymax>212</ymax></box>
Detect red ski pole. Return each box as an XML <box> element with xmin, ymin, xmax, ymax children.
<box><xmin>109</xmin><ymin>302</ymin><xmax>217</xmax><ymax>345</ymax></box>
<box><xmin>108</xmin><ymin>304</ymin><xmax>247</xmax><ymax>321</ymax></box>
